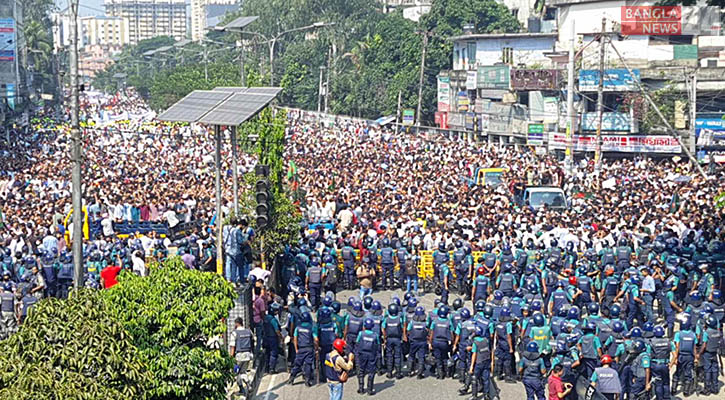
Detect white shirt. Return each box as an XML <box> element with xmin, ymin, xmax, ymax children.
<box><xmin>248</xmin><ymin>267</ymin><xmax>271</xmax><ymax>284</ymax></box>
<box><xmin>641</xmin><ymin>275</ymin><xmax>656</xmax><ymax>293</ymax></box>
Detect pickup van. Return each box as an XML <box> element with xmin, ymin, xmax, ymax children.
<box><xmin>517</xmin><ymin>186</ymin><xmax>569</xmax><ymax>210</ymax></box>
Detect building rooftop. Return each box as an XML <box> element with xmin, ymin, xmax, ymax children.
<box><xmin>448</xmin><ymin>32</ymin><xmax>558</xmax><ymax>42</ymax></box>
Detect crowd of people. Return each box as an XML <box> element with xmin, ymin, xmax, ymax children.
<box><xmin>0</xmin><ymin>89</ymin><xmax>259</xmax><ymax>339</ymax></box>
<box><xmin>254</xmin><ymin>114</ymin><xmax>725</xmax><ymax>400</ymax></box>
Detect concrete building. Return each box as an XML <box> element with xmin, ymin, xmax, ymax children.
<box><xmin>104</xmin><ymin>0</ymin><xmax>187</xmax><ymax>44</ymax></box>
<box><xmin>381</xmin><ymin>0</ymin><xmax>432</xmax><ymax>22</ymax></box>
<box><xmin>53</xmin><ymin>15</ymin><xmax>130</xmax><ymax>49</ymax></box>
<box><xmin>79</xmin><ymin>44</ymin><xmax>124</xmax><ymax>81</ymax></box>
<box><xmin>436</xmin><ymin>0</ymin><xmax>725</xmax><ymax>153</ymax></box>
<box><xmin>190</xmin><ymin>0</ymin><xmax>238</xmax><ymax>42</ymax></box>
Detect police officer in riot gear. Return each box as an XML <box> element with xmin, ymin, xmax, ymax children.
<box><xmin>407</xmin><ymin>305</ymin><xmax>429</xmax><ymax>379</ymax></box>
<box><xmin>428</xmin><ymin>305</ymin><xmax>454</xmax><ymax>380</ymax></box>
<box><xmin>356</xmin><ymin>318</ymin><xmax>380</xmax><ymax>395</ymax></box>
<box><xmin>383</xmin><ymin>303</ymin><xmax>404</xmax><ymax>379</ymax></box>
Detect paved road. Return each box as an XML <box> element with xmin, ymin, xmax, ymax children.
<box><xmin>254</xmin><ymin>288</ymin><xmax>723</xmax><ymax>400</ymax></box>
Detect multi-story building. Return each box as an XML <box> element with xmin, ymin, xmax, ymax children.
<box><xmin>104</xmin><ymin>0</ymin><xmax>187</xmax><ymax>44</ymax></box>
<box><xmin>53</xmin><ymin>15</ymin><xmax>130</xmax><ymax>49</ymax></box>
<box><xmin>437</xmin><ymin>1</ymin><xmax>725</xmax><ymax>154</ymax></box>
<box><xmin>190</xmin><ymin>0</ymin><xmax>238</xmax><ymax>42</ymax></box>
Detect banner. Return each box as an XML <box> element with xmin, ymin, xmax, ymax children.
<box><xmin>0</xmin><ymin>19</ymin><xmax>15</xmax><ymax>61</ymax></box>
<box><xmin>511</xmin><ymin>69</ymin><xmax>560</xmax><ymax>90</ymax></box>
<box><xmin>548</xmin><ymin>133</ymin><xmax>681</xmax><ymax>153</ymax></box>
<box><xmin>580</xmin><ymin>112</ymin><xmax>633</xmax><ymax>132</ymax></box>
<box><xmin>543</xmin><ymin>97</ymin><xmax>558</xmax><ymax>124</ymax></box>
<box><xmin>402</xmin><ymin>109</ymin><xmax>415</xmax><ymax>126</ymax></box>
<box><xmin>466</xmin><ymin>71</ymin><xmax>477</xmax><ymax>90</ymax></box>
<box><xmin>457</xmin><ymin>91</ymin><xmax>470</xmax><ymax>112</ymax></box>
<box><xmin>477</xmin><ymin>65</ymin><xmax>510</xmax><ymax>89</ymax></box>
<box><xmin>437</xmin><ymin>76</ymin><xmax>450</xmax><ymax>112</ymax></box>
<box><xmin>527</xmin><ymin>124</ymin><xmax>545</xmax><ymax>146</ymax></box>
<box><xmin>621</xmin><ymin>6</ymin><xmax>682</xmax><ymax>35</ymax></box>
<box><xmin>579</xmin><ymin>69</ymin><xmax>640</xmax><ymax>91</ymax></box>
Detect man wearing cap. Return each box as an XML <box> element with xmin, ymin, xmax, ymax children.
<box><xmin>325</xmin><ymin>338</ymin><xmax>354</xmax><ymax>400</ymax></box>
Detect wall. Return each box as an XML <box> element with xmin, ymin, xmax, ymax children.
<box><xmin>452</xmin><ymin>36</ymin><xmax>556</xmax><ymax>70</ymax></box>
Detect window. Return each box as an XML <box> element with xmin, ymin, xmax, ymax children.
<box><xmin>502</xmin><ymin>47</ymin><xmax>514</xmax><ymax>64</ymax></box>
<box><xmin>467</xmin><ymin>42</ymin><xmax>477</xmax><ymax>68</ymax></box>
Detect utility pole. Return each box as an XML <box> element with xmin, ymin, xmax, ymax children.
<box><xmin>609</xmin><ymin>41</ymin><xmax>707</xmax><ymax>179</ymax></box>
<box><xmin>416</xmin><ymin>31</ymin><xmax>429</xmax><ymax>129</ymax></box>
<box><xmin>690</xmin><ymin>72</ymin><xmax>697</xmax><ymax>155</ymax></box>
<box><xmin>239</xmin><ymin>33</ymin><xmax>245</xmax><ymax>86</ymax></box>
<box><xmin>203</xmin><ymin>44</ymin><xmax>208</xmax><ymax>82</ymax></box>
<box><xmin>231</xmin><ymin>127</ymin><xmax>239</xmax><ymax>217</ymax></box>
<box><xmin>594</xmin><ymin>18</ymin><xmax>607</xmax><ymax>175</ymax></box>
<box><xmin>565</xmin><ymin>21</ymin><xmax>576</xmax><ymax>173</ymax></box>
<box><xmin>324</xmin><ymin>47</ymin><xmax>331</xmax><ymax>113</ymax></box>
<box><xmin>396</xmin><ymin>90</ymin><xmax>402</xmax><ymax>127</ymax></box>
<box><xmin>317</xmin><ymin>65</ymin><xmax>325</xmax><ymax>113</ymax></box>
<box><xmin>70</xmin><ymin>0</ymin><xmax>83</xmax><ymax>288</ymax></box>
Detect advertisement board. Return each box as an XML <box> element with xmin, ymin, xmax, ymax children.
<box><xmin>402</xmin><ymin>109</ymin><xmax>415</xmax><ymax>126</ymax></box>
<box><xmin>580</xmin><ymin>112</ymin><xmax>633</xmax><ymax>132</ymax></box>
<box><xmin>543</xmin><ymin>97</ymin><xmax>558</xmax><ymax>124</ymax></box>
<box><xmin>457</xmin><ymin>91</ymin><xmax>470</xmax><ymax>112</ymax></box>
<box><xmin>465</xmin><ymin>112</ymin><xmax>476</xmax><ymax>130</ymax></box>
<box><xmin>466</xmin><ymin>71</ymin><xmax>477</xmax><ymax>90</ymax></box>
<box><xmin>621</xmin><ymin>6</ymin><xmax>682</xmax><ymax>35</ymax></box>
<box><xmin>548</xmin><ymin>133</ymin><xmax>681</xmax><ymax>153</ymax></box>
<box><xmin>579</xmin><ymin>69</ymin><xmax>640</xmax><ymax>91</ymax></box>
<box><xmin>511</xmin><ymin>69</ymin><xmax>560</xmax><ymax>90</ymax></box>
<box><xmin>695</xmin><ymin>115</ymin><xmax>725</xmax><ymax>135</ymax></box>
<box><xmin>437</xmin><ymin>76</ymin><xmax>450</xmax><ymax>112</ymax></box>
<box><xmin>527</xmin><ymin>124</ymin><xmax>545</xmax><ymax>146</ymax></box>
<box><xmin>477</xmin><ymin>65</ymin><xmax>510</xmax><ymax>89</ymax></box>
<box><xmin>0</xmin><ymin>18</ymin><xmax>16</xmax><ymax>61</ymax></box>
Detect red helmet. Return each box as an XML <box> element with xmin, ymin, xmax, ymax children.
<box><xmin>333</xmin><ymin>338</ymin><xmax>346</xmax><ymax>354</ymax></box>
<box><xmin>601</xmin><ymin>355</ymin><xmax>613</xmax><ymax>365</ymax></box>
<box><xmin>568</xmin><ymin>276</ymin><xmax>578</xmax><ymax>286</ymax></box>
<box><xmin>477</xmin><ymin>266</ymin><xmax>486</xmax><ymax>276</ymax></box>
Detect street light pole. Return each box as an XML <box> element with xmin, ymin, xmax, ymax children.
<box><xmin>70</xmin><ymin>0</ymin><xmax>83</xmax><ymax>288</ymax></box>
<box><xmin>269</xmin><ymin>38</ymin><xmax>276</xmax><ymax>86</ymax></box>
<box><xmin>415</xmin><ymin>31</ymin><xmax>429</xmax><ymax>129</ymax></box>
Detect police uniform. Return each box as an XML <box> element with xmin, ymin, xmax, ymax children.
<box><xmin>455</xmin><ymin>318</ymin><xmax>477</xmax><ymax>380</ymax></box>
<box><xmin>379</xmin><ymin>246</ymin><xmax>396</xmax><ymax>290</ymax></box>
<box><xmin>472</xmin><ymin>274</ymin><xmax>490</xmax><ymax>304</ymax></box>
<box><xmin>262</xmin><ymin>314</ymin><xmax>282</xmax><ymax>373</ymax></box>
<box><xmin>577</xmin><ymin>332</ymin><xmax>602</xmax><ymax>381</ymax></box>
<box><xmin>470</xmin><ymin>334</ymin><xmax>493</xmax><ymax>399</ymax></box>
<box><xmin>290</xmin><ymin>322</ymin><xmax>316</xmax><ymax>385</ymax></box>
<box><xmin>0</xmin><ymin>289</ymin><xmax>17</xmax><ymax>338</ymax></box>
<box><xmin>494</xmin><ymin>315</ymin><xmax>514</xmax><ymax>380</ymax></box>
<box><xmin>407</xmin><ymin>316</ymin><xmax>429</xmax><ymax>378</ymax></box>
<box><xmin>307</xmin><ymin>264</ymin><xmax>324</xmax><ymax>310</ymax></box>
<box><xmin>701</xmin><ymin>327</ymin><xmax>722</xmax><ymax>394</ymax></box>
<box><xmin>591</xmin><ymin>365</ymin><xmax>622</xmax><ymax>400</ymax></box>
<box><xmin>673</xmin><ymin>329</ymin><xmax>697</xmax><ymax>395</ymax></box>
<box><xmin>429</xmin><ymin>316</ymin><xmax>454</xmax><ymax>379</ymax></box>
<box><xmin>356</xmin><ymin>328</ymin><xmax>380</xmax><ymax>394</ymax></box>
<box><xmin>383</xmin><ymin>313</ymin><xmax>404</xmax><ymax>376</ymax></box>
<box><xmin>345</xmin><ymin>310</ymin><xmax>365</xmax><ymax>356</ymax></box>
<box><xmin>648</xmin><ymin>336</ymin><xmax>673</xmax><ymax>399</ymax></box>
<box><xmin>341</xmin><ymin>246</ymin><xmax>356</xmax><ymax>290</ymax></box>
<box><xmin>453</xmin><ymin>247</ymin><xmax>467</xmax><ymax>296</ymax></box>
<box><xmin>519</xmin><ymin>349</ymin><xmax>546</xmax><ymax>400</ymax></box>
<box><xmin>440</xmin><ymin>264</ymin><xmax>453</xmax><ymax>305</ymax></box>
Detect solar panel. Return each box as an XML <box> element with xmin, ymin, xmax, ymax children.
<box><xmin>212</xmin><ymin>87</ymin><xmax>283</xmax><ymax>96</ymax></box>
<box><xmin>222</xmin><ymin>16</ymin><xmax>259</xmax><ymax>30</ymax></box>
<box><xmin>157</xmin><ymin>90</ymin><xmax>233</xmax><ymax>123</ymax></box>
<box><xmin>174</xmin><ymin>39</ymin><xmax>191</xmax><ymax>47</ymax></box>
<box><xmin>198</xmin><ymin>92</ymin><xmax>278</xmax><ymax>125</ymax></box>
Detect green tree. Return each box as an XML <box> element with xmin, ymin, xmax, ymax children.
<box><xmin>0</xmin><ymin>290</ymin><xmax>151</xmax><ymax>400</ymax></box>
<box><xmin>147</xmin><ymin>62</ymin><xmax>241</xmax><ymax>110</ymax></box>
<box><xmin>101</xmin><ymin>258</ymin><xmax>237</xmax><ymax>400</ymax></box>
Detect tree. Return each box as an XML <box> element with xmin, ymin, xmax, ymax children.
<box><xmin>101</xmin><ymin>258</ymin><xmax>237</xmax><ymax>400</ymax></box>
<box><xmin>0</xmin><ymin>290</ymin><xmax>151</xmax><ymax>400</ymax></box>
<box><xmin>147</xmin><ymin>62</ymin><xmax>241</xmax><ymax>110</ymax></box>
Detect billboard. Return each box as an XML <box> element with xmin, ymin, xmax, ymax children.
<box><xmin>621</xmin><ymin>6</ymin><xmax>682</xmax><ymax>35</ymax></box>
<box><xmin>437</xmin><ymin>76</ymin><xmax>450</xmax><ymax>112</ymax></box>
<box><xmin>579</xmin><ymin>69</ymin><xmax>640</xmax><ymax>91</ymax></box>
<box><xmin>465</xmin><ymin>71</ymin><xmax>477</xmax><ymax>90</ymax></box>
<box><xmin>477</xmin><ymin>65</ymin><xmax>510</xmax><ymax>89</ymax></box>
<box><xmin>580</xmin><ymin>112</ymin><xmax>634</xmax><ymax>132</ymax></box>
<box><xmin>548</xmin><ymin>133</ymin><xmax>681</xmax><ymax>153</ymax></box>
<box><xmin>0</xmin><ymin>18</ymin><xmax>15</xmax><ymax>61</ymax></box>
<box><xmin>402</xmin><ymin>109</ymin><xmax>415</xmax><ymax>126</ymax></box>
<box><xmin>511</xmin><ymin>69</ymin><xmax>560</xmax><ymax>90</ymax></box>
<box><xmin>527</xmin><ymin>123</ymin><xmax>545</xmax><ymax>146</ymax></box>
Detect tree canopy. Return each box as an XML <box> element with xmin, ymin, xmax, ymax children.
<box><xmin>95</xmin><ymin>0</ymin><xmax>520</xmax><ymax>123</ymax></box>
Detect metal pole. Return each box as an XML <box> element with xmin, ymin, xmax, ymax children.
<box><xmin>325</xmin><ymin>47</ymin><xmax>331</xmax><ymax>113</ymax></box>
<box><xmin>690</xmin><ymin>73</ymin><xmax>697</xmax><ymax>155</ymax></box>
<box><xmin>240</xmin><ymin>32</ymin><xmax>245</xmax><ymax>86</ymax></box>
<box><xmin>594</xmin><ymin>18</ymin><xmax>606</xmax><ymax>174</ymax></box>
<box><xmin>231</xmin><ymin>127</ymin><xmax>239</xmax><ymax>216</ymax></box>
<box><xmin>317</xmin><ymin>65</ymin><xmax>324</xmax><ymax>113</ymax></box>
<box><xmin>70</xmin><ymin>0</ymin><xmax>83</xmax><ymax>288</ymax></box>
<box><xmin>608</xmin><ymin>41</ymin><xmax>707</xmax><ymax>179</ymax></box>
<box><xmin>269</xmin><ymin>39</ymin><xmax>276</xmax><ymax>86</ymax></box>
<box><xmin>416</xmin><ymin>32</ymin><xmax>428</xmax><ymax>128</ymax></box>
<box><xmin>204</xmin><ymin>44</ymin><xmax>208</xmax><ymax>82</ymax></box>
<box><xmin>566</xmin><ymin>20</ymin><xmax>576</xmax><ymax>173</ymax></box>
<box><xmin>396</xmin><ymin>90</ymin><xmax>402</xmax><ymax>126</ymax></box>
<box><xmin>215</xmin><ymin>125</ymin><xmax>224</xmax><ymax>276</ymax></box>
